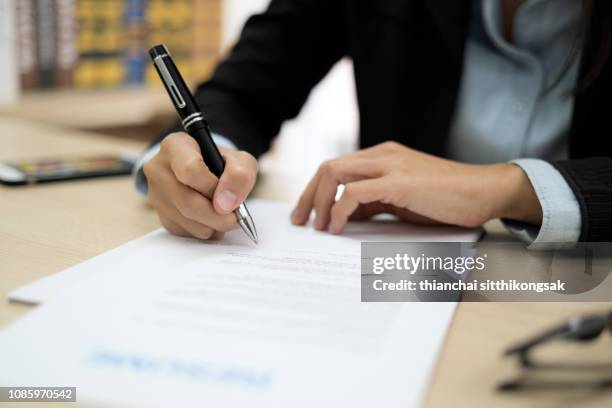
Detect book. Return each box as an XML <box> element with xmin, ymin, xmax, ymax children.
<box><xmin>192</xmin><ymin>0</ymin><xmax>221</xmax><ymax>82</ymax></box>
<box><xmin>14</xmin><ymin>0</ymin><xmax>39</xmax><ymax>91</ymax></box>
<box><xmin>75</xmin><ymin>0</ymin><xmax>125</xmax><ymax>88</ymax></box>
<box><xmin>36</xmin><ymin>0</ymin><xmax>57</xmax><ymax>88</ymax></box>
<box><xmin>146</xmin><ymin>0</ymin><xmax>194</xmax><ymax>85</ymax></box>
<box><xmin>55</xmin><ymin>0</ymin><xmax>78</xmax><ymax>87</ymax></box>
<box><xmin>123</xmin><ymin>0</ymin><xmax>147</xmax><ymax>85</ymax></box>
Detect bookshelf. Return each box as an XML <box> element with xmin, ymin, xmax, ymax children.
<box><xmin>14</xmin><ymin>0</ymin><xmax>221</xmax><ymax>92</ymax></box>
<box><xmin>5</xmin><ymin>0</ymin><xmax>222</xmax><ymax>138</ymax></box>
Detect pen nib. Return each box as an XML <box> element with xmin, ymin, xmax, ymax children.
<box><xmin>240</xmin><ymin>219</ymin><xmax>258</xmax><ymax>244</ymax></box>
<box><xmin>236</xmin><ymin>204</ymin><xmax>258</xmax><ymax>244</ymax></box>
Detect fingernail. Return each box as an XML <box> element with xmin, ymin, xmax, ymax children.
<box><xmin>290</xmin><ymin>209</ymin><xmax>300</xmax><ymax>223</ymax></box>
<box><xmin>329</xmin><ymin>220</ymin><xmax>342</xmax><ymax>234</ymax></box>
<box><xmin>217</xmin><ymin>190</ymin><xmax>237</xmax><ymax>212</ymax></box>
<box><xmin>314</xmin><ymin>218</ymin><xmax>325</xmax><ymax>231</ymax></box>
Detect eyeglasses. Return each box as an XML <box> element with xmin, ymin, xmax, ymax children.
<box><xmin>499</xmin><ymin>311</ymin><xmax>612</xmax><ymax>392</ymax></box>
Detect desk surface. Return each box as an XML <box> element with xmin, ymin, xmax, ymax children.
<box><xmin>1</xmin><ymin>118</ymin><xmax>611</xmax><ymax>408</ymax></box>
<box><xmin>0</xmin><ymin>88</ymin><xmax>173</xmax><ymax>130</ymax></box>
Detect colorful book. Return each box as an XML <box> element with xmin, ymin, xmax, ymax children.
<box><xmin>123</xmin><ymin>0</ymin><xmax>147</xmax><ymax>85</ymax></box>
<box><xmin>192</xmin><ymin>0</ymin><xmax>221</xmax><ymax>82</ymax></box>
<box><xmin>15</xmin><ymin>0</ymin><xmax>39</xmax><ymax>90</ymax></box>
<box><xmin>75</xmin><ymin>0</ymin><xmax>125</xmax><ymax>88</ymax></box>
<box><xmin>36</xmin><ymin>0</ymin><xmax>57</xmax><ymax>88</ymax></box>
<box><xmin>55</xmin><ymin>0</ymin><xmax>78</xmax><ymax>87</ymax></box>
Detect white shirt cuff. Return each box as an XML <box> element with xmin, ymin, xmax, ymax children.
<box><xmin>503</xmin><ymin>158</ymin><xmax>582</xmax><ymax>250</ymax></box>
<box><xmin>133</xmin><ymin>142</ymin><xmax>161</xmax><ymax>195</ymax></box>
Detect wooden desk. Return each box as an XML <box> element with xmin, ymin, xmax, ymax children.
<box><xmin>0</xmin><ymin>89</ymin><xmax>175</xmax><ymax>141</ymax></box>
<box><xmin>1</xmin><ymin>118</ymin><xmax>611</xmax><ymax>407</ymax></box>
<box><xmin>0</xmin><ymin>88</ymin><xmax>172</xmax><ymax>130</ymax></box>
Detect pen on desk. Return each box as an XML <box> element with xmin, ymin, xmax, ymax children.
<box><xmin>149</xmin><ymin>44</ymin><xmax>259</xmax><ymax>244</ymax></box>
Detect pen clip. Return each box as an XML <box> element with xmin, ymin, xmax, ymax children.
<box><xmin>153</xmin><ymin>56</ymin><xmax>187</xmax><ymax>109</ymax></box>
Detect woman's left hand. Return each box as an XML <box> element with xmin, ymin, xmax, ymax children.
<box><xmin>290</xmin><ymin>141</ymin><xmax>543</xmax><ymax>234</ymax></box>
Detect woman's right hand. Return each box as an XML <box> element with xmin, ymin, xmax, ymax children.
<box><xmin>144</xmin><ymin>132</ymin><xmax>258</xmax><ymax>240</ymax></box>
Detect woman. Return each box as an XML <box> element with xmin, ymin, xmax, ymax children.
<box><xmin>139</xmin><ymin>0</ymin><xmax>612</xmax><ymax>247</ymax></box>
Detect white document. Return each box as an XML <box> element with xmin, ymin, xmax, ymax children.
<box><xmin>1</xmin><ymin>200</ymin><xmax>480</xmax><ymax>407</ymax></box>
<box><xmin>9</xmin><ymin>200</ymin><xmax>482</xmax><ymax>305</ymax></box>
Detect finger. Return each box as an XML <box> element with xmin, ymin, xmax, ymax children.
<box><xmin>151</xmin><ymin>165</ymin><xmax>237</xmax><ymax>232</ymax></box>
<box><xmin>313</xmin><ymin>171</ymin><xmax>340</xmax><ymax>230</ymax></box>
<box><xmin>328</xmin><ymin>178</ymin><xmax>391</xmax><ymax>234</ymax></box>
<box><xmin>213</xmin><ymin>150</ymin><xmax>258</xmax><ymax>215</ymax></box>
<box><xmin>210</xmin><ymin>231</ymin><xmax>225</xmax><ymax>240</ymax></box>
<box><xmin>314</xmin><ymin>159</ymin><xmax>384</xmax><ymax>230</ymax></box>
<box><xmin>291</xmin><ymin>170</ymin><xmax>323</xmax><ymax>225</ymax></box>
<box><xmin>164</xmin><ymin>133</ymin><xmax>217</xmax><ymax>197</ymax></box>
<box><xmin>292</xmin><ymin>158</ymin><xmax>383</xmax><ymax>226</ymax></box>
<box><xmin>158</xmin><ymin>214</ymin><xmax>190</xmax><ymax>237</ymax></box>
<box><xmin>156</xmin><ymin>196</ymin><xmax>216</xmax><ymax>240</ymax></box>
<box><xmin>349</xmin><ymin>202</ymin><xmax>393</xmax><ymax>220</ymax></box>
<box><xmin>177</xmin><ymin>217</ymin><xmax>215</xmax><ymax>240</ymax></box>
<box><xmin>169</xmin><ymin>179</ymin><xmax>237</xmax><ymax>232</ymax></box>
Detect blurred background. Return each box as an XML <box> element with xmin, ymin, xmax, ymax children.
<box><xmin>0</xmin><ymin>0</ymin><xmax>358</xmax><ymax>183</ymax></box>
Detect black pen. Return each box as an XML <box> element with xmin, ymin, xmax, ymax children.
<box><xmin>149</xmin><ymin>44</ymin><xmax>258</xmax><ymax>244</ymax></box>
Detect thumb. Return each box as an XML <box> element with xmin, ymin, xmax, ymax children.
<box><xmin>213</xmin><ymin>150</ymin><xmax>258</xmax><ymax>215</ymax></box>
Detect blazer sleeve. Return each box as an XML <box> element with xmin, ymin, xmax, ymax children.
<box><xmin>553</xmin><ymin>158</ymin><xmax>612</xmax><ymax>241</ymax></box>
<box><xmin>153</xmin><ymin>0</ymin><xmax>346</xmax><ymax>157</ymax></box>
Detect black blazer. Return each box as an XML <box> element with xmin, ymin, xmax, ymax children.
<box><xmin>156</xmin><ymin>0</ymin><xmax>612</xmax><ymax>241</ymax></box>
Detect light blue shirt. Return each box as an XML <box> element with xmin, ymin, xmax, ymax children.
<box><xmin>135</xmin><ymin>0</ymin><xmax>583</xmax><ymax>249</ymax></box>
<box><xmin>447</xmin><ymin>0</ymin><xmax>583</xmax><ymax>248</ymax></box>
